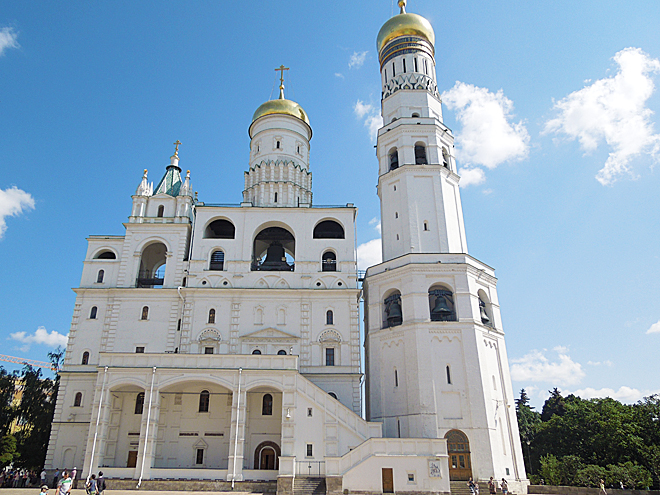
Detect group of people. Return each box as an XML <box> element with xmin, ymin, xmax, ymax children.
<box><xmin>37</xmin><ymin>468</ymin><xmax>106</xmax><ymax>495</ymax></box>
<box><xmin>0</xmin><ymin>468</ymin><xmax>42</xmax><ymax>487</ymax></box>
<box><xmin>468</xmin><ymin>477</ymin><xmax>510</xmax><ymax>495</ymax></box>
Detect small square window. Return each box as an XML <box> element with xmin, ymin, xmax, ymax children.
<box><xmin>506</xmin><ymin>468</ymin><xmax>510</xmax><ymax>475</ymax></box>
<box><xmin>408</xmin><ymin>473</ymin><xmax>415</xmax><ymax>482</ymax></box>
<box><xmin>135</xmin><ymin>347</ymin><xmax>145</xmax><ymax>353</ymax></box>
<box><xmin>204</xmin><ymin>347</ymin><xmax>214</xmax><ymax>354</ymax></box>
<box><xmin>307</xmin><ymin>408</ymin><xmax>313</xmax><ymax>417</ymax></box>
<box><xmin>306</xmin><ymin>444</ymin><xmax>313</xmax><ymax>457</ymax></box>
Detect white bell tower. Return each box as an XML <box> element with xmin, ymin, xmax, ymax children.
<box><xmin>364</xmin><ymin>1</ymin><xmax>528</xmax><ymax>490</ymax></box>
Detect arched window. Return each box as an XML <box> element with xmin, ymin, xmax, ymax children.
<box><xmin>262</xmin><ymin>394</ymin><xmax>273</xmax><ymax>415</ymax></box>
<box><xmin>384</xmin><ymin>291</ymin><xmax>403</xmax><ymax>328</ymax></box>
<box><xmin>252</xmin><ymin>226</ymin><xmax>295</xmax><ymax>271</ymax></box>
<box><xmin>90</xmin><ymin>306</ymin><xmax>98</xmax><ymax>320</ymax></box>
<box><xmin>313</xmin><ymin>221</ymin><xmax>345</xmax><ymax>239</ymax></box>
<box><xmin>389</xmin><ymin>148</ymin><xmax>399</xmax><ymax>170</ymax></box>
<box><xmin>394</xmin><ymin>368</ymin><xmax>398</xmax><ymax>387</ymax></box>
<box><xmin>429</xmin><ymin>286</ymin><xmax>457</xmax><ymax>322</ymax></box>
<box><xmin>276</xmin><ymin>140</ymin><xmax>281</xmax><ymax>149</ymax></box>
<box><xmin>135</xmin><ymin>392</ymin><xmax>145</xmax><ymax>414</ymax></box>
<box><xmin>96</xmin><ymin>270</ymin><xmax>104</xmax><ymax>283</ymax></box>
<box><xmin>137</xmin><ymin>242</ymin><xmax>167</xmax><ymax>288</ymax></box>
<box><xmin>157</xmin><ymin>205</ymin><xmax>164</xmax><ymax>217</ymax></box>
<box><xmin>210</xmin><ymin>250</ymin><xmax>225</xmax><ymax>270</ymax></box>
<box><xmin>141</xmin><ymin>306</ymin><xmax>149</xmax><ymax>320</ymax></box>
<box><xmin>81</xmin><ymin>352</ymin><xmax>90</xmax><ymax>365</ymax></box>
<box><xmin>74</xmin><ymin>392</ymin><xmax>82</xmax><ymax>407</ymax></box>
<box><xmin>95</xmin><ymin>250</ymin><xmax>116</xmax><ymax>259</ymax></box>
<box><xmin>415</xmin><ymin>143</ymin><xmax>428</xmax><ymax>164</ymax></box>
<box><xmin>252</xmin><ymin>349</ymin><xmax>262</xmax><ymax>355</ymax></box>
<box><xmin>208</xmin><ymin>309</ymin><xmax>216</xmax><ymax>324</ymax></box>
<box><xmin>326</xmin><ymin>310</ymin><xmax>334</xmax><ymax>325</ymax></box>
<box><xmin>322</xmin><ymin>251</ymin><xmax>337</xmax><ymax>271</ymax></box>
<box><xmin>277</xmin><ymin>350</ymin><xmax>287</xmax><ymax>355</ymax></box>
<box><xmin>204</xmin><ymin>219</ymin><xmax>236</xmax><ymax>239</ymax></box>
<box><xmin>199</xmin><ymin>390</ymin><xmax>210</xmax><ymax>413</ymax></box>
<box><xmin>328</xmin><ymin>392</ymin><xmax>338</xmax><ymax>400</ymax></box>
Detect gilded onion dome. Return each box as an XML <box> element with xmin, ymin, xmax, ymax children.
<box><xmin>251</xmin><ymin>97</ymin><xmax>310</xmax><ymax>127</ymax></box>
<box><xmin>376</xmin><ymin>0</ymin><xmax>435</xmax><ymax>53</ymax></box>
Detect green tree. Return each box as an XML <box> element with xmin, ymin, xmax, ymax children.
<box><xmin>541</xmin><ymin>388</ymin><xmax>567</xmax><ymax>422</ymax></box>
<box><xmin>0</xmin><ymin>368</ymin><xmax>16</xmax><ymax>436</ymax></box>
<box><xmin>0</xmin><ymin>434</ymin><xmax>17</xmax><ymax>469</ymax></box>
<box><xmin>516</xmin><ymin>389</ymin><xmax>541</xmax><ymax>475</ymax></box>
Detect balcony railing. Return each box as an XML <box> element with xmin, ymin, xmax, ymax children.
<box><xmin>136</xmin><ymin>271</ymin><xmax>164</xmax><ymax>288</ymax></box>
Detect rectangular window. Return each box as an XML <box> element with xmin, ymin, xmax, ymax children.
<box><xmin>408</xmin><ymin>473</ymin><xmax>415</xmax><ymax>482</ymax></box>
<box><xmin>306</xmin><ymin>444</ymin><xmax>313</xmax><ymax>457</ymax></box>
<box><xmin>414</xmin><ymin>58</ymin><xmax>418</xmax><ymax>72</ymax></box>
<box><xmin>205</xmin><ymin>347</ymin><xmax>214</xmax><ymax>354</ymax></box>
<box><xmin>392</xmin><ymin>62</ymin><xmax>396</xmax><ymax>77</ymax></box>
<box><xmin>325</xmin><ymin>348</ymin><xmax>335</xmax><ymax>366</ymax></box>
<box><xmin>135</xmin><ymin>347</ymin><xmax>145</xmax><ymax>353</ymax></box>
<box><xmin>307</xmin><ymin>408</ymin><xmax>313</xmax><ymax>417</ymax></box>
<box><xmin>403</xmin><ymin>59</ymin><xmax>406</xmax><ymax>73</ymax></box>
<box><xmin>196</xmin><ymin>448</ymin><xmax>204</xmax><ymax>465</ymax></box>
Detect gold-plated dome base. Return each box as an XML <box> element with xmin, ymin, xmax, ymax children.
<box><xmin>377</xmin><ymin>12</ymin><xmax>435</xmax><ymax>54</ymax></box>
<box><xmin>249</xmin><ymin>98</ymin><xmax>312</xmax><ymax>138</ymax></box>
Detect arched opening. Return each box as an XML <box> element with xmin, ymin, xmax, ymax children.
<box><xmin>262</xmin><ymin>394</ymin><xmax>273</xmax><ymax>415</ymax></box>
<box><xmin>90</xmin><ymin>306</ymin><xmax>98</xmax><ymax>320</ymax></box>
<box><xmin>328</xmin><ymin>392</ymin><xmax>338</xmax><ymax>400</ymax></box>
<box><xmin>208</xmin><ymin>309</ymin><xmax>216</xmax><ymax>324</ymax></box>
<box><xmin>97</xmin><ymin>269</ymin><xmax>104</xmax><ymax>283</ymax></box>
<box><xmin>135</xmin><ymin>392</ymin><xmax>145</xmax><ymax>414</ymax></box>
<box><xmin>141</xmin><ymin>306</ymin><xmax>149</xmax><ymax>320</ymax></box>
<box><xmin>414</xmin><ymin>143</ymin><xmax>428</xmax><ymax>164</ymax></box>
<box><xmin>445</xmin><ymin>430</ymin><xmax>472</xmax><ymax>480</ymax></box>
<box><xmin>82</xmin><ymin>351</ymin><xmax>90</xmax><ymax>365</ymax></box>
<box><xmin>389</xmin><ymin>148</ymin><xmax>399</xmax><ymax>170</ymax></box>
<box><xmin>253</xmin><ymin>441</ymin><xmax>280</xmax><ymax>470</ymax></box>
<box><xmin>210</xmin><ymin>250</ymin><xmax>225</xmax><ymax>270</ymax></box>
<box><xmin>204</xmin><ymin>219</ymin><xmax>236</xmax><ymax>239</ymax></box>
<box><xmin>442</xmin><ymin>148</ymin><xmax>450</xmax><ymax>168</ymax></box>
<box><xmin>429</xmin><ymin>285</ymin><xmax>457</xmax><ymax>322</ymax></box>
<box><xmin>252</xmin><ymin>349</ymin><xmax>261</xmax><ymax>355</ymax></box>
<box><xmin>313</xmin><ymin>220</ymin><xmax>345</xmax><ymax>239</ymax></box>
<box><xmin>252</xmin><ymin>226</ymin><xmax>295</xmax><ymax>271</ymax></box>
<box><xmin>326</xmin><ymin>310</ymin><xmax>334</xmax><ymax>325</ymax></box>
<box><xmin>478</xmin><ymin>290</ymin><xmax>493</xmax><ymax>327</ymax></box>
<box><xmin>137</xmin><ymin>242</ymin><xmax>167</xmax><ymax>288</ymax></box>
<box><xmin>198</xmin><ymin>390</ymin><xmax>210</xmax><ymax>413</ymax></box>
<box><xmin>322</xmin><ymin>251</ymin><xmax>337</xmax><ymax>272</ymax></box>
<box><xmin>383</xmin><ymin>290</ymin><xmax>403</xmax><ymax>328</ymax></box>
<box><xmin>157</xmin><ymin>205</ymin><xmax>164</xmax><ymax>217</ymax></box>
<box><xmin>94</xmin><ymin>250</ymin><xmax>116</xmax><ymax>260</ymax></box>
<box><xmin>74</xmin><ymin>392</ymin><xmax>82</xmax><ymax>407</ymax></box>
<box><xmin>277</xmin><ymin>350</ymin><xmax>287</xmax><ymax>355</ymax></box>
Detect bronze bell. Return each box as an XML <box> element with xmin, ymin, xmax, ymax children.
<box><xmin>386</xmin><ymin>299</ymin><xmax>403</xmax><ymax>326</ymax></box>
<box><xmin>431</xmin><ymin>296</ymin><xmax>453</xmax><ymax>317</ymax></box>
<box><xmin>479</xmin><ymin>300</ymin><xmax>491</xmax><ymax>325</ymax></box>
<box><xmin>260</xmin><ymin>241</ymin><xmax>289</xmax><ymax>271</ymax></box>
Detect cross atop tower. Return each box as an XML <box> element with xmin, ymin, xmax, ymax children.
<box><xmin>275</xmin><ymin>64</ymin><xmax>289</xmax><ymax>99</ymax></box>
<box><xmin>173</xmin><ymin>140</ymin><xmax>181</xmax><ymax>157</ymax></box>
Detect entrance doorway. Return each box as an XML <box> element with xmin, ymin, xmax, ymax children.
<box><xmin>382</xmin><ymin>468</ymin><xmax>394</xmax><ymax>493</ymax></box>
<box><xmin>254</xmin><ymin>441</ymin><xmax>281</xmax><ymax>470</ymax></box>
<box><xmin>445</xmin><ymin>430</ymin><xmax>472</xmax><ymax>480</ymax></box>
<box><xmin>127</xmin><ymin>450</ymin><xmax>138</xmax><ymax>468</ymax></box>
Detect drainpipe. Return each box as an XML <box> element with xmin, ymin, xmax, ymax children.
<box><xmin>137</xmin><ymin>367</ymin><xmax>157</xmax><ymax>489</ymax></box>
<box><xmin>86</xmin><ymin>366</ymin><xmax>108</xmax><ymax>483</ymax></box>
<box><xmin>231</xmin><ymin>368</ymin><xmax>243</xmax><ymax>489</ymax></box>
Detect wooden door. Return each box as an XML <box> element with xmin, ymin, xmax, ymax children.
<box><xmin>127</xmin><ymin>450</ymin><xmax>138</xmax><ymax>468</ymax></box>
<box><xmin>445</xmin><ymin>430</ymin><xmax>473</xmax><ymax>481</ymax></box>
<box><xmin>260</xmin><ymin>448</ymin><xmax>276</xmax><ymax>470</ymax></box>
<box><xmin>382</xmin><ymin>468</ymin><xmax>394</xmax><ymax>493</ymax></box>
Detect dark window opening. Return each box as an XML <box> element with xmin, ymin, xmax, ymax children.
<box><xmin>389</xmin><ymin>149</ymin><xmax>399</xmax><ymax>170</ymax></box>
<box><xmin>82</xmin><ymin>351</ymin><xmax>90</xmax><ymax>365</ymax></box>
<box><xmin>322</xmin><ymin>251</ymin><xmax>337</xmax><ymax>271</ymax></box>
<box><xmin>326</xmin><ymin>310</ymin><xmax>334</xmax><ymax>325</ymax></box>
<box><xmin>210</xmin><ymin>250</ymin><xmax>225</xmax><ymax>270</ymax></box>
<box><xmin>204</xmin><ymin>219</ymin><xmax>236</xmax><ymax>239</ymax></box>
<box><xmin>141</xmin><ymin>306</ymin><xmax>149</xmax><ymax>320</ymax></box>
<box><xmin>277</xmin><ymin>350</ymin><xmax>287</xmax><ymax>355</ymax></box>
<box><xmin>274</xmin><ymin>192</ymin><xmax>278</xmax><ymax>203</ymax></box>
<box><xmin>429</xmin><ymin>288</ymin><xmax>457</xmax><ymax>322</ymax></box>
<box><xmin>328</xmin><ymin>392</ymin><xmax>338</xmax><ymax>400</ymax></box>
<box><xmin>392</xmin><ymin>62</ymin><xmax>396</xmax><ymax>77</ymax></box>
<box><xmin>252</xmin><ymin>227</ymin><xmax>295</xmax><ymax>271</ymax></box>
<box><xmin>314</xmin><ymin>221</ymin><xmax>345</xmax><ymax>239</ymax></box>
<box><xmin>414</xmin><ymin>58</ymin><xmax>418</xmax><ymax>72</ymax></box>
<box><xmin>135</xmin><ymin>346</ymin><xmax>145</xmax><ymax>353</ymax></box>
<box><xmin>262</xmin><ymin>394</ymin><xmax>273</xmax><ymax>415</ymax></box>
<box><xmin>384</xmin><ymin>292</ymin><xmax>403</xmax><ymax>327</ymax></box>
<box><xmin>196</xmin><ymin>449</ymin><xmax>204</xmax><ymax>465</ymax></box>
<box><xmin>199</xmin><ymin>390</ymin><xmax>210</xmax><ymax>412</ymax></box>
<box><xmin>306</xmin><ymin>444</ymin><xmax>313</xmax><ymax>457</ymax></box>
<box><xmin>395</xmin><ymin>369</ymin><xmax>398</xmax><ymax>387</ymax></box>
<box><xmin>177</xmin><ymin>319</ymin><xmax>182</xmax><ymax>331</ymax></box>
<box><xmin>74</xmin><ymin>392</ymin><xmax>82</xmax><ymax>407</ymax></box>
<box><xmin>96</xmin><ymin>270</ymin><xmax>104</xmax><ymax>283</ymax></box>
<box><xmin>90</xmin><ymin>306</ymin><xmax>98</xmax><ymax>319</ymax></box>
<box><xmin>157</xmin><ymin>205</ymin><xmax>164</xmax><ymax>217</ymax></box>
<box><xmin>96</xmin><ymin>251</ymin><xmax>116</xmax><ymax>259</ymax></box>
<box><xmin>205</xmin><ymin>347</ymin><xmax>214</xmax><ymax>354</ymax></box>
<box><xmin>252</xmin><ymin>349</ymin><xmax>262</xmax><ymax>355</ymax></box>
<box><xmin>135</xmin><ymin>392</ymin><xmax>145</xmax><ymax>414</ymax></box>
<box><xmin>208</xmin><ymin>308</ymin><xmax>216</xmax><ymax>324</ymax></box>
<box><xmin>446</xmin><ymin>365</ymin><xmax>452</xmax><ymax>384</ymax></box>
<box><xmin>325</xmin><ymin>347</ymin><xmax>335</xmax><ymax>366</ymax></box>
<box><xmin>415</xmin><ymin>144</ymin><xmax>428</xmax><ymax>164</ymax></box>
<box><xmin>403</xmin><ymin>59</ymin><xmax>406</xmax><ymax>73</ymax></box>
<box><xmin>384</xmin><ymin>68</ymin><xmax>387</xmax><ymax>80</ymax></box>
<box><xmin>424</xmin><ymin>221</ymin><xmax>429</xmax><ymax>231</ymax></box>
<box><xmin>276</xmin><ymin>140</ymin><xmax>281</xmax><ymax>149</ymax></box>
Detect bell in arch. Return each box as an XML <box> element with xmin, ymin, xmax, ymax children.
<box><xmin>386</xmin><ymin>297</ymin><xmax>403</xmax><ymax>326</ymax></box>
<box><xmin>260</xmin><ymin>241</ymin><xmax>289</xmax><ymax>271</ymax></box>
<box><xmin>432</xmin><ymin>295</ymin><xmax>453</xmax><ymax>317</ymax></box>
<box><xmin>479</xmin><ymin>299</ymin><xmax>491</xmax><ymax>325</ymax></box>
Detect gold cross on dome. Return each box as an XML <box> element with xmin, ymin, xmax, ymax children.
<box><xmin>173</xmin><ymin>140</ymin><xmax>181</xmax><ymax>156</ymax></box>
<box><xmin>275</xmin><ymin>64</ymin><xmax>289</xmax><ymax>88</ymax></box>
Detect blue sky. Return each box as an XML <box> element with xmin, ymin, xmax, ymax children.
<box><xmin>1</xmin><ymin>0</ymin><xmax>659</xmax><ymax>409</ymax></box>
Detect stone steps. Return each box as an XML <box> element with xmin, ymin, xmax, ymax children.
<box><xmin>451</xmin><ymin>481</ymin><xmax>476</xmax><ymax>495</ymax></box>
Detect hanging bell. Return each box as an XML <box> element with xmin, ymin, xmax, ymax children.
<box><xmin>260</xmin><ymin>241</ymin><xmax>289</xmax><ymax>271</ymax></box>
<box><xmin>480</xmin><ymin>300</ymin><xmax>491</xmax><ymax>325</ymax></box>
<box><xmin>431</xmin><ymin>296</ymin><xmax>453</xmax><ymax>317</ymax></box>
<box><xmin>386</xmin><ymin>299</ymin><xmax>403</xmax><ymax>326</ymax></box>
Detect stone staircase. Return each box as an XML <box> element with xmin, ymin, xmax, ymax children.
<box><xmin>294</xmin><ymin>477</ymin><xmax>326</xmax><ymax>495</ymax></box>
<box><xmin>451</xmin><ymin>481</ymin><xmax>474</xmax><ymax>495</ymax></box>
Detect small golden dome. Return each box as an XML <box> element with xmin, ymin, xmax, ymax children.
<box><xmin>377</xmin><ymin>12</ymin><xmax>435</xmax><ymax>54</ymax></box>
<box><xmin>251</xmin><ymin>98</ymin><xmax>310</xmax><ymax>127</ymax></box>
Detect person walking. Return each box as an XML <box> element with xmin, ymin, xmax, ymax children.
<box><xmin>489</xmin><ymin>477</ymin><xmax>497</xmax><ymax>495</ymax></box>
<box><xmin>475</xmin><ymin>482</ymin><xmax>480</xmax><ymax>495</ymax></box>
<box><xmin>52</xmin><ymin>469</ymin><xmax>60</xmax><ymax>489</ymax></box>
<box><xmin>468</xmin><ymin>477</ymin><xmax>476</xmax><ymax>495</ymax></box>
<box><xmin>41</xmin><ymin>470</ymin><xmax>47</xmax><ymax>487</ymax></box>
<box><xmin>57</xmin><ymin>471</ymin><xmax>72</xmax><ymax>495</ymax></box>
<box><xmin>71</xmin><ymin>468</ymin><xmax>77</xmax><ymax>490</ymax></box>
<box><xmin>85</xmin><ymin>474</ymin><xmax>99</xmax><ymax>495</ymax></box>
<box><xmin>97</xmin><ymin>472</ymin><xmax>106</xmax><ymax>495</ymax></box>
<box><xmin>501</xmin><ymin>479</ymin><xmax>508</xmax><ymax>495</ymax></box>
<box><xmin>599</xmin><ymin>479</ymin><xmax>607</xmax><ymax>495</ymax></box>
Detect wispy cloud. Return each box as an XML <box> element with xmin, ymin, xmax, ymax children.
<box><xmin>10</xmin><ymin>326</ymin><xmax>69</xmax><ymax>352</ymax></box>
<box><xmin>647</xmin><ymin>319</ymin><xmax>660</xmax><ymax>334</ymax></box>
<box><xmin>442</xmin><ymin>82</ymin><xmax>529</xmax><ymax>188</ymax></box>
<box><xmin>334</xmin><ymin>73</ymin><xmax>345</xmax><ymax>79</ymax></box>
<box><xmin>544</xmin><ymin>47</ymin><xmax>660</xmax><ymax>185</ymax></box>
<box><xmin>368</xmin><ymin>217</ymin><xmax>382</xmax><ymax>234</ymax></box>
<box><xmin>349</xmin><ymin>51</ymin><xmax>368</xmax><ymax>69</ymax></box>
<box><xmin>0</xmin><ymin>186</ymin><xmax>35</xmax><ymax>238</ymax></box>
<box><xmin>357</xmin><ymin>238</ymin><xmax>382</xmax><ymax>271</ymax></box>
<box><xmin>0</xmin><ymin>27</ymin><xmax>19</xmax><ymax>56</ymax></box>
<box><xmin>566</xmin><ymin>386</ymin><xmax>660</xmax><ymax>404</ymax></box>
<box><xmin>510</xmin><ymin>346</ymin><xmax>585</xmax><ymax>387</ymax></box>
<box><xmin>457</xmin><ymin>167</ymin><xmax>486</xmax><ymax>188</ymax></box>
<box><xmin>354</xmin><ymin>99</ymin><xmax>383</xmax><ymax>143</ymax></box>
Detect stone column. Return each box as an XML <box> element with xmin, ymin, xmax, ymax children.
<box><xmin>227</xmin><ymin>380</ymin><xmax>247</xmax><ymax>482</ymax></box>
<box><xmin>83</xmin><ymin>373</ymin><xmax>112</xmax><ymax>479</ymax></box>
<box><xmin>135</xmin><ymin>386</ymin><xmax>161</xmax><ymax>480</ymax></box>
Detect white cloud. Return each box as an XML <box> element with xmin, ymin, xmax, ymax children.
<box><xmin>0</xmin><ymin>27</ymin><xmax>19</xmax><ymax>56</ymax></box>
<box><xmin>442</xmin><ymin>82</ymin><xmax>530</xmax><ymax>176</ymax></box>
<box><xmin>647</xmin><ymin>319</ymin><xmax>660</xmax><ymax>334</ymax></box>
<box><xmin>354</xmin><ymin>100</ymin><xmax>383</xmax><ymax>143</ymax></box>
<box><xmin>510</xmin><ymin>347</ymin><xmax>585</xmax><ymax>387</ymax></box>
<box><xmin>368</xmin><ymin>217</ymin><xmax>382</xmax><ymax>234</ymax></box>
<box><xmin>567</xmin><ymin>386</ymin><xmax>660</xmax><ymax>404</ymax></box>
<box><xmin>587</xmin><ymin>360</ymin><xmax>613</xmax><ymax>367</ymax></box>
<box><xmin>10</xmin><ymin>326</ymin><xmax>69</xmax><ymax>352</ymax></box>
<box><xmin>457</xmin><ymin>167</ymin><xmax>486</xmax><ymax>188</ymax></box>
<box><xmin>349</xmin><ymin>51</ymin><xmax>368</xmax><ymax>69</ymax></box>
<box><xmin>544</xmin><ymin>47</ymin><xmax>660</xmax><ymax>185</ymax></box>
<box><xmin>0</xmin><ymin>186</ymin><xmax>35</xmax><ymax>238</ymax></box>
<box><xmin>357</xmin><ymin>238</ymin><xmax>382</xmax><ymax>271</ymax></box>
<box><xmin>334</xmin><ymin>73</ymin><xmax>345</xmax><ymax>79</ymax></box>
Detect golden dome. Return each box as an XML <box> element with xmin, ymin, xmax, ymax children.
<box><xmin>251</xmin><ymin>98</ymin><xmax>310</xmax><ymax>127</ymax></box>
<box><xmin>377</xmin><ymin>12</ymin><xmax>435</xmax><ymax>53</ymax></box>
